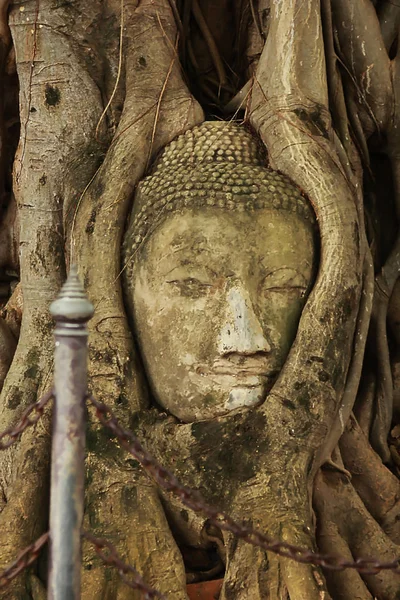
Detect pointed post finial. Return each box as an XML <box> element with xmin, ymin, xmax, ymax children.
<box><xmin>50</xmin><ymin>265</ymin><xmax>94</xmax><ymax>328</ymax></box>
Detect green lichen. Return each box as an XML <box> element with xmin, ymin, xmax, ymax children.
<box><xmin>6</xmin><ymin>387</ymin><xmax>23</xmax><ymax>409</ymax></box>
<box><xmin>85</xmin><ymin>207</ymin><xmax>97</xmax><ymax>235</ymax></box>
<box><xmin>121</xmin><ymin>485</ymin><xmax>138</xmax><ymax>510</ymax></box>
<box><xmin>45</xmin><ymin>84</ymin><xmax>61</xmax><ymax>107</ymax></box>
<box><xmin>86</xmin><ymin>425</ymin><xmax>119</xmax><ymax>460</ymax></box>
<box><xmin>190</xmin><ymin>411</ymin><xmax>270</xmax><ymax>503</ymax></box>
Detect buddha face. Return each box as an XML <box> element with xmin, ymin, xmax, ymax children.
<box><xmin>131</xmin><ymin>207</ymin><xmax>316</xmax><ymax>422</ymax></box>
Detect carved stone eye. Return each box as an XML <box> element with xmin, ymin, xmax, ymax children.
<box><xmin>167</xmin><ymin>277</ymin><xmax>212</xmax><ymax>298</ymax></box>
<box><xmin>261</xmin><ymin>267</ymin><xmax>308</xmax><ymax>297</ymax></box>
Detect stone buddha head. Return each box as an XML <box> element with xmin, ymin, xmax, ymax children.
<box><xmin>123</xmin><ymin>122</ymin><xmax>317</xmax><ymax>423</ymax></box>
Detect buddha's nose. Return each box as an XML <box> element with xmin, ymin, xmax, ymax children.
<box><xmin>217</xmin><ymin>285</ymin><xmax>271</xmax><ymax>355</ymax></box>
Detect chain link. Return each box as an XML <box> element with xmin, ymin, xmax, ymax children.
<box><xmin>88</xmin><ymin>394</ymin><xmax>400</xmax><ymax>576</ymax></box>
<box><xmin>0</xmin><ymin>389</ymin><xmax>53</xmax><ymax>450</ymax></box>
<box><xmin>0</xmin><ymin>532</ymin><xmax>48</xmax><ymax>589</ymax></box>
<box><xmin>83</xmin><ymin>531</ymin><xmax>165</xmax><ymax>599</ymax></box>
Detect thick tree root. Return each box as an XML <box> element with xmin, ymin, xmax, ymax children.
<box><xmin>314</xmin><ymin>468</ymin><xmax>400</xmax><ymax>599</ymax></box>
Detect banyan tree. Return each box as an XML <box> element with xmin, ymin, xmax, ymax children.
<box><xmin>0</xmin><ymin>1</ymin><xmax>400</xmax><ymax>599</ymax></box>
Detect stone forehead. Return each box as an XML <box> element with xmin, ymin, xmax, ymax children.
<box><xmin>123</xmin><ymin>121</ymin><xmax>316</xmax><ymax>268</ymax></box>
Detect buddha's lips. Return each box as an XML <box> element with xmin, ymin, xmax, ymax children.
<box><xmin>212</xmin><ymin>366</ymin><xmax>269</xmax><ymax>377</ymax></box>
<box><xmin>194</xmin><ymin>360</ymin><xmax>275</xmax><ymax>385</ymax></box>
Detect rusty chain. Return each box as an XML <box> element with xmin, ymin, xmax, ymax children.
<box><xmin>1</xmin><ymin>390</ymin><xmax>400</xmax><ymax>599</ymax></box>
<box><xmin>83</xmin><ymin>531</ymin><xmax>165</xmax><ymax>599</ymax></box>
<box><xmin>88</xmin><ymin>394</ymin><xmax>400</xmax><ymax>576</ymax></box>
<box><xmin>0</xmin><ymin>532</ymin><xmax>48</xmax><ymax>590</ymax></box>
<box><xmin>0</xmin><ymin>389</ymin><xmax>53</xmax><ymax>450</ymax></box>
<box><xmin>0</xmin><ymin>393</ymin><xmax>52</xmax><ymax>593</ymax></box>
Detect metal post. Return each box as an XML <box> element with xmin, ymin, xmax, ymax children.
<box><xmin>48</xmin><ymin>266</ymin><xmax>94</xmax><ymax>600</ymax></box>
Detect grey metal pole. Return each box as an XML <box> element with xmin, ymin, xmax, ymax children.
<box><xmin>48</xmin><ymin>266</ymin><xmax>94</xmax><ymax>600</ymax></box>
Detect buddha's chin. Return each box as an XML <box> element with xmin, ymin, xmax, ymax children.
<box><xmin>224</xmin><ymin>386</ymin><xmax>265</xmax><ymax>412</ymax></box>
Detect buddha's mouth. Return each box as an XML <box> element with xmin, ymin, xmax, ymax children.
<box><xmin>212</xmin><ymin>366</ymin><xmax>269</xmax><ymax>376</ymax></box>
<box><xmin>195</xmin><ymin>360</ymin><xmax>277</xmax><ymax>387</ymax></box>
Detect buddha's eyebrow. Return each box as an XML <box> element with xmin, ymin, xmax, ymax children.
<box><xmin>160</xmin><ymin>241</ymin><xmax>212</xmax><ymax>259</ymax></box>
<box><xmin>159</xmin><ymin>256</ymin><xmax>213</xmax><ymax>274</ymax></box>
<box><xmin>162</xmin><ymin>260</ymin><xmax>218</xmax><ymax>277</ymax></box>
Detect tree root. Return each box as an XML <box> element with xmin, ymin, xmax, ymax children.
<box><xmin>71</xmin><ymin>1</ymin><xmax>203</xmax><ymax>596</ymax></box>
<box><xmin>314</xmin><ymin>468</ymin><xmax>400</xmax><ymax>599</ymax></box>
<box><xmin>340</xmin><ymin>414</ymin><xmax>400</xmax><ymax>541</ymax></box>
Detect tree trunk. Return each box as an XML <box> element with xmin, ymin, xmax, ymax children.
<box><xmin>0</xmin><ymin>1</ymin><xmax>399</xmax><ymax>599</ymax></box>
